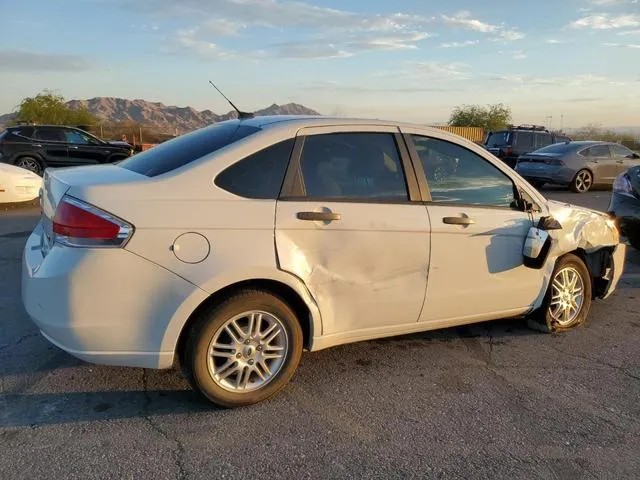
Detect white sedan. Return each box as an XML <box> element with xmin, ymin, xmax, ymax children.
<box><xmin>22</xmin><ymin>116</ymin><xmax>626</xmax><ymax>407</ymax></box>
<box><xmin>0</xmin><ymin>162</ymin><xmax>42</xmax><ymax>203</ymax></box>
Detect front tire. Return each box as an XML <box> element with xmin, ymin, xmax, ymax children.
<box><xmin>570</xmin><ymin>169</ymin><xmax>593</xmax><ymax>193</ymax></box>
<box><xmin>528</xmin><ymin>254</ymin><xmax>592</xmax><ymax>333</ymax></box>
<box><xmin>184</xmin><ymin>289</ymin><xmax>303</xmax><ymax>408</ymax></box>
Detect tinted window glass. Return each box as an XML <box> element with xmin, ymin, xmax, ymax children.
<box><xmin>65</xmin><ymin>130</ymin><xmax>91</xmax><ymax>144</ymax></box>
<box><xmin>411</xmin><ymin>135</ymin><xmax>515</xmax><ymax>207</ymax></box>
<box><xmin>119</xmin><ymin>122</ymin><xmax>260</xmax><ymax>177</ymax></box>
<box><xmin>611</xmin><ymin>144</ymin><xmax>633</xmax><ymax>157</ymax></box>
<box><xmin>485</xmin><ymin>131</ymin><xmax>511</xmax><ymax>147</ymax></box>
<box><xmin>299</xmin><ymin>133</ymin><xmax>407</xmax><ymax>200</ymax></box>
<box><xmin>536</xmin><ymin>133</ymin><xmax>553</xmax><ymax>148</ymax></box>
<box><xmin>215</xmin><ymin>139</ymin><xmax>294</xmax><ymax>199</ymax></box>
<box><xmin>0</xmin><ymin>130</ymin><xmax>6</xmax><ymax>141</ymax></box>
<box><xmin>14</xmin><ymin>127</ymin><xmax>34</xmax><ymax>138</ymax></box>
<box><xmin>586</xmin><ymin>145</ymin><xmax>610</xmax><ymax>157</ymax></box>
<box><xmin>534</xmin><ymin>142</ymin><xmax>576</xmax><ymax>154</ymax></box>
<box><xmin>516</xmin><ymin>132</ymin><xmax>533</xmax><ymax>149</ymax></box>
<box><xmin>34</xmin><ymin>128</ymin><xmax>66</xmax><ymax>142</ymax></box>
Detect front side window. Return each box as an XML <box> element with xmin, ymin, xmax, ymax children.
<box><xmin>611</xmin><ymin>144</ymin><xmax>633</xmax><ymax>157</ymax></box>
<box><xmin>65</xmin><ymin>130</ymin><xmax>92</xmax><ymax>145</ymax></box>
<box><xmin>411</xmin><ymin>135</ymin><xmax>516</xmax><ymax>207</ymax></box>
<box><xmin>485</xmin><ymin>131</ymin><xmax>511</xmax><ymax>147</ymax></box>
<box><xmin>215</xmin><ymin>139</ymin><xmax>295</xmax><ymax>199</ymax></box>
<box><xmin>299</xmin><ymin>133</ymin><xmax>408</xmax><ymax>201</ymax></box>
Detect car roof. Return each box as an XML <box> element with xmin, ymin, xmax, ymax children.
<box><xmin>236</xmin><ymin>114</ymin><xmax>436</xmax><ymax>130</ymax></box>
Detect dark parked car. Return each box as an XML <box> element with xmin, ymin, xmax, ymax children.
<box><xmin>515</xmin><ymin>141</ymin><xmax>640</xmax><ymax>193</ymax></box>
<box><xmin>609</xmin><ymin>165</ymin><xmax>640</xmax><ymax>250</ymax></box>
<box><xmin>0</xmin><ymin>125</ymin><xmax>133</xmax><ymax>176</ymax></box>
<box><xmin>484</xmin><ymin>125</ymin><xmax>571</xmax><ymax>168</ymax></box>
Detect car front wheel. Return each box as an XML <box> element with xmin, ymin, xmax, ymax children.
<box><xmin>184</xmin><ymin>289</ymin><xmax>303</xmax><ymax>408</ymax></box>
<box><xmin>528</xmin><ymin>254</ymin><xmax>592</xmax><ymax>333</ymax></box>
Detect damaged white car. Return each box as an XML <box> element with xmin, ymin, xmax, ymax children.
<box><xmin>22</xmin><ymin>116</ymin><xmax>625</xmax><ymax>407</ymax></box>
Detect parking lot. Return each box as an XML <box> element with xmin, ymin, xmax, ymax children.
<box><xmin>1</xmin><ymin>188</ymin><xmax>639</xmax><ymax>479</ymax></box>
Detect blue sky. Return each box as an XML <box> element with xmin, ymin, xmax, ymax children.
<box><xmin>1</xmin><ymin>0</ymin><xmax>639</xmax><ymax>127</ymax></box>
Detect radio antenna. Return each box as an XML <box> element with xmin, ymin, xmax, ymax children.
<box><xmin>208</xmin><ymin>80</ymin><xmax>254</xmax><ymax>119</ymax></box>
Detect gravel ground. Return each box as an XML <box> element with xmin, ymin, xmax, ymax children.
<box><xmin>1</xmin><ymin>188</ymin><xmax>639</xmax><ymax>480</ymax></box>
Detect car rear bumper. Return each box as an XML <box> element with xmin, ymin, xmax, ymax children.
<box><xmin>515</xmin><ymin>165</ymin><xmax>574</xmax><ymax>184</ymax></box>
<box><xmin>21</xmin><ymin>221</ymin><xmax>207</xmax><ymax>369</ymax></box>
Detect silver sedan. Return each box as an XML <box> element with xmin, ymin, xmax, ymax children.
<box><xmin>515</xmin><ymin>141</ymin><xmax>640</xmax><ymax>193</ymax></box>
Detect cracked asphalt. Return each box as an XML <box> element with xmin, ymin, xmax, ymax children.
<box><xmin>1</xmin><ymin>189</ymin><xmax>639</xmax><ymax>479</ymax></box>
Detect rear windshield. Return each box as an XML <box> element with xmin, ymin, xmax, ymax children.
<box><xmin>533</xmin><ymin>142</ymin><xmax>576</xmax><ymax>154</ymax></box>
<box><xmin>118</xmin><ymin>122</ymin><xmax>261</xmax><ymax>177</ymax></box>
<box><xmin>485</xmin><ymin>131</ymin><xmax>511</xmax><ymax>147</ymax></box>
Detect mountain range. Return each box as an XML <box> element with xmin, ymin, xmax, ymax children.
<box><xmin>0</xmin><ymin>97</ymin><xmax>321</xmax><ymax>131</ymax></box>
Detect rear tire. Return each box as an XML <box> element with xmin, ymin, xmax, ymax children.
<box><xmin>183</xmin><ymin>289</ymin><xmax>303</xmax><ymax>408</ymax></box>
<box><xmin>529</xmin><ymin>180</ymin><xmax>545</xmax><ymax>190</ymax></box>
<box><xmin>627</xmin><ymin>230</ymin><xmax>640</xmax><ymax>251</ymax></box>
<box><xmin>570</xmin><ymin>169</ymin><xmax>593</xmax><ymax>193</ymax></box>
<box><xmin>527</xmin><ymin>254</ymin><xmax>592</xmax><ymax>333</ymax></box>
<box><xmin>15</xmin><ymin>156</ymin><xmax>44</xmax><ymax>176</ymax></box>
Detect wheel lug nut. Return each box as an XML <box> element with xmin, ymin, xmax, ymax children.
<box><xmin>257</xmin><ymin>345</ymin><xmax>263</xmax><ymax>351</ymax></box>
<box><xmin>236</xmin><ymin>353</ymin><xmax>242</xmax><ymax>359</ymax></box>
<box><xmin>248</xmin><ymin>360</ymin><xmax>254</xmax><ymax>365</ymax></box>
<box><xmin>245</xmin><ymin>339</ymin><xmax>251</xmax><ymax>345</ymax></box>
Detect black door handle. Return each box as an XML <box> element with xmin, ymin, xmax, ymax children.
<box><xmin>443</xmin><ymin>216</ymin><xmax>475</xmax><ymax>226</ymax></box>
<box><xmin>297</xmin><ymin>211</ymin><xmax>341</xmax><ymax>222</ymax></box>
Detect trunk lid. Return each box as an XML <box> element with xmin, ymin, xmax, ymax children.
<box><xmin>39</xmin><ymin>165</ymin><xmax>147</xmax><ymax>255</ymax></box>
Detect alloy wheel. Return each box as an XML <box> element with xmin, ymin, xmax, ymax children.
<box><xmin>16</xmin><ymin>158</ymin><xmax>43</xmax><ymax>176</ymax></box>
<box><xmin>207</xmin><ymin>310</ymin><xmax>288</xmax><ymax>393</ymax></box>
<box><xmin>549</xmin><ymin>266</ymin><xmax>585</xmax><ymax>326</ymax></box>
<box><xmin>575</xmin><ymin>170</ymin><xmax>592</xmax><ymax>193</ymax></box>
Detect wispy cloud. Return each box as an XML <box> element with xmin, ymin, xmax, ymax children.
<box><xmin>545</xmin><ymin>39</ymin><xmax>564</xmax><ymax>44</ymax></box>
<box><xmin>0</xmin><ymin>50</ymin><xmax>93</xmax><ymax>72</ymax></box>
<box><xmin>491</xmin><ymin>73</ymin><xmax>627</xmax><ymax>87</ymax></box>
<box><xmin>512</xmin><ymin>50</ymin><xmax>527</xmax><ymax>59</ymax></box>
<box><xmin>439</xmin><ymin>40</ymin><xmax>479</xmax><ymax>48</ymax></box>
<box><xmin>602</xmin><ymin>41</ymin><xmax>640</xmax><ymax>47</ymax></box>
<box><xmin>618</xmin><ymin>28</ymin><xmax>640</xmax><ymax>34</ymax></box>
<box><xmin>589</xmin><ymin>0</ymin><xmax>638</xmax><ymax>4</ymax></box>
<box><xmin>570</xmin><ymin>14</ymin><xmax>640</xmax><ymax>29</ymax></box>
<box><xmin>440</xmin><ymin>11</ymin><xmax>524</xmax><ymax>41</ymax></box>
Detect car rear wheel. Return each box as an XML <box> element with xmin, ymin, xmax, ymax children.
<box><xmin>15</xmin><ymin>156</ymin><xmax>44</xmax><ymax>176</ymax></box>
<box><xmin>183</xmin><ymin>289</ymin><xmax>303</xmax><ymax>408</ymax></box>
<box><xmin>570</xmin><ymin>169</ymin><xmax>593</xmax><ymax>193</ymax></box>
<box><xmin>529</xmin><ymin>180</ymin><xmax>545</xmax><ymax>190</ymax></box>
<box><xmin>527</xmin><ymin>254</ymin><xmax>592</xmax><ymax>333</ymax></box>
<box><xmin>627</xmin><ymin>230</ymin><xmax>640</xmax><ymax>251</ymax></box>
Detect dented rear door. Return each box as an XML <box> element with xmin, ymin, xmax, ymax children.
<box><xmin>275</xmin><ymin>125</ymin><xmax>430</xmax><ymax>337</ymax></box>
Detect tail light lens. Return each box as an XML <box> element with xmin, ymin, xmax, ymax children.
<box><xmin>52</xmin><ymin>196</ymin><xmax>133</xmax><ymax>247</ymax></box>
<box><xmin>545</xmin><ymin>159</ymin><xmax>564</xmax><ymax>166</ymax></box>
<box><xmin>613</xmin><ymin>173</ymin><xmax>633</xmax><ymax>196</ymax></box>
<box><xmin>504</xmin><ymin>147</ymin><xmax>513</xmax><ymax>156</ymax></box>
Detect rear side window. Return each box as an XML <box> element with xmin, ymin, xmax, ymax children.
<box><xmin>119</xmin><ymin>122</ymin><xmax>260</xmax><ymax>177</ymax></box>
<box><xmin>215</xmin><ymin>139</ymin><xmax>295</xmax><ymax>199</ymax></box>
<box><xmin>536</xmin><ymin>133</ymin><xmax>553</xmax><ymax>148</ymax></box>
<box><xmin>11</xmin><ymin>127</ymin><xmax>34</xmax><ymax>139</ymax></box>
<box><xmin>611</xmin><ymin>144</ymin><xmax>633</xmax><ymax>157</ymax></box>
<box><xmin>585</xmin><ymin>145</ymin><xmax>610</xmax><ymax>157</ymax></box>
<box><xmin>299</xmin><ymin>132</ymin><xmax>408</xmax><ymax>201</ymax></box>
<box><xmin>34</xmin><ymin>128</ymin><xmax>66</xmax><ymax>142</ymax></box>
<box><xmin>515</xmin><ymin>132</ymin><xmax>533</xmax><ymax>149</ymax></box>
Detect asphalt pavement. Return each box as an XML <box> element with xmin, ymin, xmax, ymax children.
<box><xmin>1</xmin><ymin>188</ymin><xmax>639</xmax><ymax>479</ymax></box>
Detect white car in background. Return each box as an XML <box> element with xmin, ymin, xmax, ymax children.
<box><xmin>0</xmin><ymin>162</ymin><xmax>42</xmax><ymax>203</ymax></box>
<box><xmin>22</xmin><ymin>116</ymin><xmax>626</xmax><ymax>408</ymax></box>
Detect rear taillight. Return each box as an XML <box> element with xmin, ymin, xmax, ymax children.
<box><xmin>504</xmin><ymin>147</ymin><xmax>513</xmax><ymax>156</ymax></box>
<box><xmin>545</xmin><ymin>159</ymin><xmax>564</xmax><ymax>166</ymax></box>
<box><xmin>52</xmin><ymin>196</ymin><xmax>133</xmax><ymax>247</ymax></box>
<box><xmin>613</xmin><ymin>173</ymin><xmax>633</xmax><ymax>196</ymax></box>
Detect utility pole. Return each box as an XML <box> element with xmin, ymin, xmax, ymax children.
<box><xmin>560</xmin><ymin>113</ymin><xmax>564</xmax><ymax>132</ymax></box>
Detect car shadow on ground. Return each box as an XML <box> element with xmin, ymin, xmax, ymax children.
<box><xmin>0</xmin><ymin>318</ymin><xmax>536</xmax><ymax>428</ymax></box>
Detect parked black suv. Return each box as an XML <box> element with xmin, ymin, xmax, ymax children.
<box><xmin>483</xmin><ymin>125</ymin><xmax>571</xmax><ymax>168</ymax></box>
<box><xmin>0</xmin><ymin>125</ymin><xmax>133</xmax><ymax>176</ymax></box>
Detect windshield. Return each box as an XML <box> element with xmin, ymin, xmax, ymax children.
<box><xmin>118</xmin><ymin>121</ymin><xmax>260</xmax><ymax>177</ymax></box>
<box><xmin>532</xmin><ymin>142</ymin><xmax>576</xmax><ymax>154</ymax></box>
<box><xmin>485</xmin><ymin>131</ymin><xmax>511</xmax><ymax>147</ymax></box>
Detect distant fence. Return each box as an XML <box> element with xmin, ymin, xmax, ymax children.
<box><xmin>430</xmin><ymin>126</ymin><xmax>485</xmax><ymax>143</ymax></box>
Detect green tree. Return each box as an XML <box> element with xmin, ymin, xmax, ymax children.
<box><xmin>448</xmin><ymin>103</ymin><xmax>512</xmax><ymax>132</ymax></box>
<box><xmin>12</xmin><ymin>90</ymin><xmax>97</xmax><ymax>126</ymax></box>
